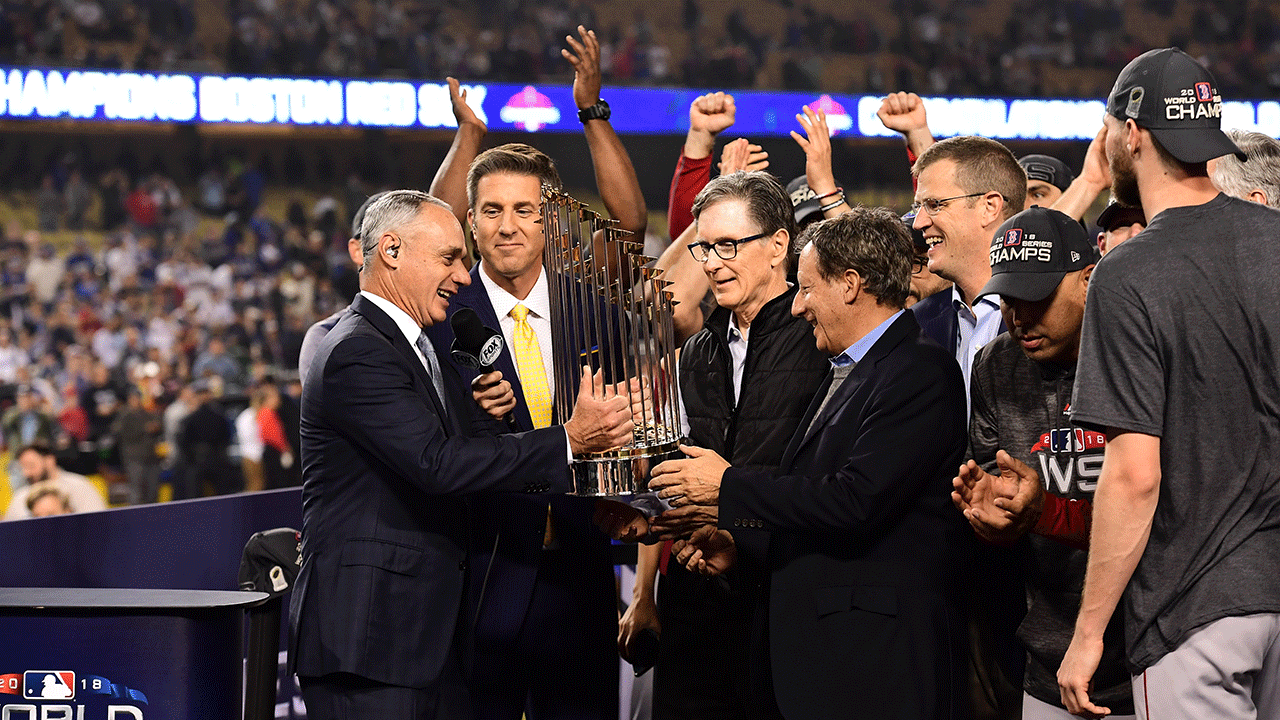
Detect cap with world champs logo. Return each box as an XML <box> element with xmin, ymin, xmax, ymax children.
<box><xmin>1106</xmin><ymin>47</ymin><xmax>1245</xmax><ymax>164</ymax></box>
<box><xmin>977</xmin><ymin>206</ymin><xmax>1100</xmax><ymax>303</ymax></box>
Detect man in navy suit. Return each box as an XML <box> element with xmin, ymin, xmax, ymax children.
<box><xmin>648</xmin><ymin>208</ymin><xmax>970</xmax><ymax>720</ymax></box>
<box><xmin>423</xmin><ymin>140</ymin><xmax>632</xmax><ymax>720</ymax></box>
<box><xmin>288</xmin><ymin>190</ymin><xmax>634</xmax><ymax>720</ymax></box>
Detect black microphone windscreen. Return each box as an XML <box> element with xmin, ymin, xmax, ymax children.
<box><xmin>450</xmin><ymin>308</ymin><xmax>505</xmax><ymax>370</ymax></box>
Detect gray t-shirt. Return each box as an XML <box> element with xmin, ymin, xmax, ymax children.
<box><xmin>1071</xmin><ymin>193</ymin><xmax>1280</xmax><ymax>672</ymax></box>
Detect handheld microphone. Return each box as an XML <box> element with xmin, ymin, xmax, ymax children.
<box><xmin>450</xmin><ymin>308</ymin><xmax>518</xmax><ymax>430</ymax></box>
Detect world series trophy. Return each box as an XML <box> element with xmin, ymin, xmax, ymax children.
<box><xmin>541</xmin><ymin>186</ymin><xmax>685</xmax><ymax>497</ymax></box>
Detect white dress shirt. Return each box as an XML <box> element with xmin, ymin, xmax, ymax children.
<box><xmin>478</xmin><ymin>263</ymin><xmax>556</xmax><ymax>399</ymax></box>
<box><xmin>952</xmin><ymin>286</ymin><xmax>1003</xmax><ymax>411</ymax></box>
<box><xmin>360</xmin><ymin>291</ymin><xmax>437</xmax><ymax>377</ymax></box>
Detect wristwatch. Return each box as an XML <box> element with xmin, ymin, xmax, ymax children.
<box><xmin>577</xmin><ymin>99</ymin><xmax>610</xmax><ymax>123</ymax></box>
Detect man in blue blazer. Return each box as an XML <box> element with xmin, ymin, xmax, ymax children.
<box><xmin>649</xmin><ymin>208</ymin><xmax>970</xmax><ymax>720</ymax></box>
<box><xmin>288</xmin><ymin>190</ymin><xmax>634</xmax><ymax>720</ymax></box>
<box><xmin>424</xmin><ymin>142</ymin><xmax>633</xmax><ymax>720</ymax></box>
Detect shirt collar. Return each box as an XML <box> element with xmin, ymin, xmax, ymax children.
<box><xmin>479</xmin><ymin>262</ymin><xmax>550</xmax><ymax>321</ymax></box>
<box><xmin>832</xmin><ymin>309</ymin><xmax>904</xmax><ymax>367</ymax></box>
<box><xmin>727</xmin><ymin>313</ymin><xmax>749</xmax><ymax>344</ymax></box>
<box><xmin>952</xmin><ymin>285</ymin><xmax>1000</xmax><ymax>319</ymax></box>
<box><xmin>359</xmin><ymin>290</ymin><xmax>423</xmax><ymax>348</ymax></box>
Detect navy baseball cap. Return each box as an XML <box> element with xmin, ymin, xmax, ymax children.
<box><xmin>1019</xmin><ymin>155</ymin><xmax>1075</xmax><ymax>192</ymax></box>
<box><xmin>1095</xmin><ymin>199</ymin><xmax>1146</xmax><ymax>231</ymax></box>
<box><xmin>978</xmin><ymin>207</ymin><xmax>1100</xmax><ymax>303</ymax></box>
<box><xmin>1106</xmin><ymin>47</ymin><xmax>1245</xmax><ymax>164</ymax></box>
<box><xmin>786</xmin><ymin>176</ymin><xmax>825</xmax><ymax>226</ymax></box>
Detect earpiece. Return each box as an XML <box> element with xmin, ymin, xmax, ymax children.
<box><xmin>386</xmin><ymin>245</ymin><xmax>399</xmax><ymax>258</ymax></box>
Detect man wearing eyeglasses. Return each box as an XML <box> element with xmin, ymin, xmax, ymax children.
<box><xmin>622</xmin><ymin>171</ymin><xmax>829</xmax><ymax>720</ymax></box>
<box><xmin>908</xmin><ymin>136</ymin><xmax>1027</xmax><ymax>399</ymax></box>
<box><xmin>908</xmin><ymin>136</ymin><xmax>1028</xmax><ymax>720</ymax></box>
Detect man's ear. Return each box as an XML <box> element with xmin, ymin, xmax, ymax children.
<box><xmin>769</xmin><ymin>229</ymin><xmax>790</xmax><ymax>269</ymax></box>
<box><xmin>842</xmin><ymin>268</ymin><xmax>862</xmax><ymax>305</ymax></box>
<box><xmin>980</xmin><ymin>192</ymin><xmax>1006</xmax><ymax>230</ymax></box>
<box><xmin>378</xmin><ymin>233</ymin><xmax>401</xmax><ymax>267</ymax></box>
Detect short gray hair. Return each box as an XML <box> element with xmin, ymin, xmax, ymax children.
<box><xmin>793</xmin><ymin>206</ymin><xmax>913</xmax><ymax>309</ymax></box>
<box><xmin>359</xmin><ymin>190</ymin><xmax>452</xmax><ymax>268</ymax></box>
<box><xmin>692</xmin><ymin>171</ymin><xmax>798</xmax><ymax>244</ymax></box>
<box><xmin>1212</xmin><ymin>130</ymin><xmax>1280</xmax><ymax>208</ymax></box>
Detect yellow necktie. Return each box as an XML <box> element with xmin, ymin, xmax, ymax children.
<box><xmin>510</xmin><ymin>303</ymin><xmax>553</xmax><ymax>429</ymax></box>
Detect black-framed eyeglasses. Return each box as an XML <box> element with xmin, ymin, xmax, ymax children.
<box><xmin>906</xmin><ymin>191</ymin><xmax>991</xmax><ymax>219</ymax></box>
<box><xmin>911</xmin><ymin>256</ymin><xmax>928</xmax><ymax>273</ymax></box>
<box><xmin>687</xmin><ymin>233</ymin><xmax>768</xmax><ymax>263</ymax></box>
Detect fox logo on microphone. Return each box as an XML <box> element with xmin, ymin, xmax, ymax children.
<box><xmin>477</xmin><ymin>335</ymin><xmax>503</xmax><ymax>367</ymax></box>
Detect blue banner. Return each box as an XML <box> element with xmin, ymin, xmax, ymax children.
<box><xmin>2</xmin><ymin>65</ymin><xmax>1278</xmax><ymax>140</ymax></box>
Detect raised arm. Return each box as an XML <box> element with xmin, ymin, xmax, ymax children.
<box><xmin>564</xmin><ymin>26</ymin><xmax>648</xmax><ymax>238</ymax></box>
<box><xmin>429</xmin><ymin>77</ymin><xmax>488</xmax><ymax>263</ymax></box>
<box><xmin>877</xmin><ymin>91</ymin><xmax>935</xmax><ymax>162</ymax></box>
<box><xmin>1051</xmin><ymin>125</ymin><xmax>1111</xmax><ymax>222</ymax></box>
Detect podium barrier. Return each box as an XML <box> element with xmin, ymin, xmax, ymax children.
<box><xmin>0</xmin><ymin>489</ymin><xmax>306</xmax><ymax>719</ymax></box>
<box><xmin>0</xmin><ymin>588</ymin><xmax>268</xmax><ymax>720</ymax></box>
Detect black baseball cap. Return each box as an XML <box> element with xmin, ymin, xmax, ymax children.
<box><xmin>786</xmin><ymin>176</ymin><xmax>825</xmax><ymax>226</ymax></box>
<box><xmin>978</xmin><ymin>207</ymin><xmax>1100</xmax><ymax>303</ymax></box>
<box><xmin>1095</xmin><ymin>199</ymin><xmax>1146</xmax><ymax>231</ymax></box>
<box><xmin>351</xmin><ymin>191</ymin><xmax>390</xmax><ymax>240</ymax></box>
<box><xmin>1105</xmin><ymin>47</ymin><xmax>1245</xmax><ymax>164</ymax></box>
<box><xmin>1019</xmin><ymin>154</ymin><xmax>1075</xmax><ymax>192</ymax></box>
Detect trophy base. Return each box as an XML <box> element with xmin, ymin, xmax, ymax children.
<box><xmin>570</xmin><ymin>439</ymin><xmax>685</xmax><ymax>497</ymax></box>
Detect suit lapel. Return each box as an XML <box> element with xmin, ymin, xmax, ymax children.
<box><xmin>781</xmin><ymin>369</ymin><xmax>831</xmax><ymax>469</ymax></box>
<box><xmin>351</xmin><ymin>294</ymin><xmax>454</xmax><ymax>434</ymax></box>
<box><xmin>783</xmin><ymin>312</ymin><xmax>922</xmax><ymax>464</ymax></box>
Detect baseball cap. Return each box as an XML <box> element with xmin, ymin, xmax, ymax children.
<box><xmin>977</xmin><ymin>206</ymin><xmax>1100</xmax><ymax>303</ymax></box>
<box><xmin>351</xmin><ymin>191</ymin><xmax>390</xmax><ymax>240</ymax></box>
<box><xmin>1105</xmin><ymin>47</ymin><xmax>1245</xmax><ymax>164</ymax></box>
<box><xmin>786</xmin><ymin>176</ymin><xmax>825</xmax><ymax>226</ymax></box>
<box><xmin>1019</xmin><ymin>154</ymin><xmax>1075</xmax><ymax>192</ymax></box>
<box><xmin>1095</xmin><ymin>199</ymin><xmax>1146</xmax><ymax>231</ymax></box>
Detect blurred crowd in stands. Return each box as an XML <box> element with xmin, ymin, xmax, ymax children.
<box><xmin>3</xmin><ymin>0</ymin><xmax>1280</xmax><ymax>96</ymax></box>
<box><xmin>1</xmin><ymin>153</ymin><xmax>368</xmax><ymax>512</ymax></box>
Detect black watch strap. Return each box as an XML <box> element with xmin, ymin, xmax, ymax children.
<box><xmin>578</xmin><ymin>99</ymin><xmax>610</xmax><ymax>123</ymax></box>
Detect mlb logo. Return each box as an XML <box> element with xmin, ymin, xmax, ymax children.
<box><xmin>23</xmin><ymin>671</ymin><xmax>74</xmax><ymax>700</ymax></box>
<box><xmin>1004</xmin><ymin>229</ymin><xmax>1023</xmax><ymax>247</ymax></box>
<box><xmin>1196</xmin><ymin>82</ymin><xmax>1212</xmax><ymax>101</ymax></box>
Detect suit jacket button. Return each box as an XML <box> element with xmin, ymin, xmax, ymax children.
<box><xmin>733</xmin><ymin>519</ymin><xmax>741</xmax><ymax>527</ymax></box>
<box><xmin>458</xmin><ymin>560</ymin><xmax>468</xmax><ymax>571</ymax></box>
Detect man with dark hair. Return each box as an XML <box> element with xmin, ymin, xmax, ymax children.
<box><xmin>952</xmin><ymin>206</ymin><xmax>1134</xmax><ymax>720</ymax></box>
<box><xmin>289</xmin><ymin>189</ymin><xmax>632</xmax><ymax>720</ymax></box>
<box><xmin>5</xmin><ymin>442</ymin><xmax>106</xmax><ymax>520</ymax></box>
<box><xmin>622</xmin><ymin>171</ymin><xmax>829</xmax><ymax>720</ymax></box>
<box><xmin>650</xmin><ymin>207</ymin><xmax>969</xmax><ymax>720</ymax></box>
<box><xmin>1057</xmin><ymin>48</ymin><xmax>1280</xmax><ymax>720</ymax></box>
<box><xmin>1210</xmin><ymin>128</ymin><xmax>1280</xmax><ymax>208</ymax></box>
<box><xmin>424</xmin><ymin>27</ymin><xmax>650</xmax><ymax>720</ymax></box>
<box><xmin>1019</xmin><ymin>155</ymin><xmax>1075</xmax><ymax>210</ymax></box>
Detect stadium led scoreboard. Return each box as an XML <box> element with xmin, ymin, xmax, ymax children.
<box><xmin>2</xmin><ymin>65</ymin><xmax>1278</xmax><ymax>140</ymax></box>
